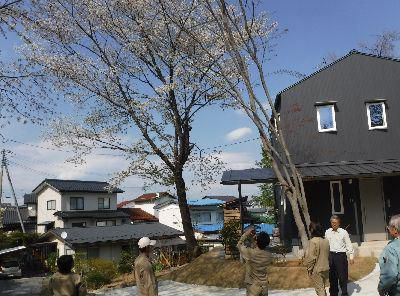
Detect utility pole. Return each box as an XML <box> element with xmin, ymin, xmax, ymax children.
<box><xmin>1</xmin><ymin>149</ymin><xmax>25</xmax><ymax>233</ymax></box>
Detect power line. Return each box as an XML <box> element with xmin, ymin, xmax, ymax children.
<box><xmin>2</xmin><ymin>137</ymin><xmax>125</xmax><ymax>157</ymax></box>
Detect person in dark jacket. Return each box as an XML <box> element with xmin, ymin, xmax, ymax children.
<box><xmin>378</xmin><ymin>214</ymin><xmax>400</xmax><ymax>296</ymax></box>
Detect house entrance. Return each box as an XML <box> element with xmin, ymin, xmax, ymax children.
<box><xmin>359</xmin><ymin>178</ymin><xmax>387</xmax><ymax>241</ymax></box>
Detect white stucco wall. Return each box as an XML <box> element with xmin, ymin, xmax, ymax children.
<box><xmin>156</xmin><ymin>204</ymin><xmax>183</xmax><ymax>231</ymax></box>
<box><xmin>134</xmin><ymin>201</ymin><xmax>156</xmax><ymax>216</ymax></box>
<box><xmin>37</xmin><ymin>187</ymin><xmax>63</xmax><ymax>233</ymax></box>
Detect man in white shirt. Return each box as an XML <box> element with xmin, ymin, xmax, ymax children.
<box><xmin>325</xmin><ymin>215</ymin><xmax>354</xmax><ymax>296</ymax></box>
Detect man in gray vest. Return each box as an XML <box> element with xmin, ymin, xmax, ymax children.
<box><xmin>378</xmin><ymin>214</ymin><xmax>400</xmax><ymax>296</ymax></box>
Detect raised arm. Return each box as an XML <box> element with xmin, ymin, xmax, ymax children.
<box><xmin>237</xmin><ymin>228</ymin><xmax>255</xmax><ymax>261</ymax></box>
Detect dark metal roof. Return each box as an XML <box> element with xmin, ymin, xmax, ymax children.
<box><xmin>277</xmin><ymin>50</ymin><xmax>400</xmax><ymax>96</ymax></box>
<box><xmin>33</xmin><ymin>179</ymin><xmax>124</xmax><ymax>194</ymax></box>
<box><xmin>2</xmin><ymin>206</ymin><xmax>36</xmax><ymax>226</ymax></box>
<box><xmin>23</xmin><ymin>193</ymin><xmax>37</xmax><ymax>204</ymax></box>
<box><xmin>202</xmin><ymin>196</ymin><xmax>237</xmax><ymax>202</ymax></box>
<box><xmin>221</xmin><ymin>160</ymin><xmax>400</xmax><ymax>184</ymax></box>
<box><xmin>53</xmin><ymin>210</ymin><xmax>130</xmax><ymax>219</ymax></box>
<box><xmin>45</xmin><ymin>222</ymin><xmax>183</xmax><ymax>244</ymax></box>
<box><xmin>221</xmin><ymin>168</ymin><xmax>277</xmax><ymax>185</ymax></box>
<box><xmin>153</xmin><ymin>199</ymin><xmax>178</xmax><ymax>209</ymax></box>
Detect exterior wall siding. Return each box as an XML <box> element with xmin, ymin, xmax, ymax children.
<box><xmin>156</xmin><ymin>204</ymin><xmax>183</xmax><ymax>231</ymax></box>
<box><xmin>278</xmin><ymin>53</ymin><xmax>400</xmax><ymax>164</ymax></box>
<box><xmin>37</xmin><ymin>187</ymin><xmax>62</xmax><ymax>233</ymax></box>
<box><xmin>62</xmin><ymin>192</ymin><xmax>118</xmax><ymax>211</ymax></box>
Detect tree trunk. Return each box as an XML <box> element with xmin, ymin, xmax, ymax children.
<box><xmin>286</xmin><ymin>191</ymin><xmax>309</xmax><ymax>248</ymax></box>
<box><xmin>174</xmin><ymin>172</ymin><xmax>198</xmax><ymax>254</ymax></box>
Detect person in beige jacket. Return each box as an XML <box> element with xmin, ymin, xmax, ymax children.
<box><xmin>49</xmin><ymin>255</ymin><xmax>87</xmax><ymax>296</ymax></box>
<box><xmin>304</xmin><ymin>222</ymin><xmax>330</xmax><ymax>296</ymax></box>
<box><xmin>237</xmin><ymin>227</ymin><xmax>272</xmax><ymax>296</ymax></box>
<box><xmin>134</xmin><ymin>237</ymin><xmax>158</xmax><ymax>296</ymax></box>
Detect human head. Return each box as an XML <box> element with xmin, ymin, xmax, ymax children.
<box><xmin>57</xmin><ymin>255</ymin><xmax>74</xmax><ymax>274</ymax></box>
<box><xmin>309</xmin><ymin>222</ymin><xmax>324</xmax><ymax>238</ymax></box>
<box><xmin>330</xmin><ymin>215</ymin><xmax>341</xmax><ymax>231</ymax></box>
<box><xmin>138</xmin><ymin>237</ymin><xmax>156</xmax><ymax>256</ymax></box>
<box><xmin>388</xmin><ymin>214</ymin><xmax>400</xmax><ymax>238</ymax></box>
<box><xmin>256</xmin><ymin>232</ymin><xmax>270</xmax><ymax>250</ymax></box>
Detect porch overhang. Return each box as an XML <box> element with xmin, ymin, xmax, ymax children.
<box><xmin>221</xmin><ymin>160</ymin><xmax>400</xmax><ymax>185</ymax></box>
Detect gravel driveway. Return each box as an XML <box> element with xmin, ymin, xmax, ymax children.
<box><xmin>95</xmin><ymin>264</ymin><xmax>381</xmax><ymax>296</ymax></box>
<box><xmin>0</xmin><ymin>277</ymin><xmax>44</xmax><ymax>296</ymax></box>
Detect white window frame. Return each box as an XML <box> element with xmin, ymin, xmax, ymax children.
<box><xmin>330</xmin><ymin>181</ymin><xmax>344</xmax><ymax>214</ymax></box>
<box><xmin>366</xmin><ymin>102</ymin><xmax>387</xmax><ymax>130</ymax></box>
<box><xmin>47</xmin><ymin>200</ymin><xmax>56</xmax><ymax>210</ymax></box>
<box><xmin>316</xmin><ymin>104</ymin><xmax>336</xmax><ymax>132</ymax></box>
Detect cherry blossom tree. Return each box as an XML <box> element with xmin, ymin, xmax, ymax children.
<box><xmin>0</xmin><ymin>0</ymin><xmax>55</xmax><ymax>126</ymax></box>
<box><xmin>19</xmin><ymin>0</ymin><xmax>232</xmax><ymax>252</ymax></box>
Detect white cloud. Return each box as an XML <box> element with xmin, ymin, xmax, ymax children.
<box><xmin>226</xmin><ymin>127</ymin><xmax>252</xmax><ymax>142</ymax></box>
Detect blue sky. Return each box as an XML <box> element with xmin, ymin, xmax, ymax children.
<box><xmin>1</xmin><ymin>0</ymin><xmax>400</xmax><ymax>203</ymax></box>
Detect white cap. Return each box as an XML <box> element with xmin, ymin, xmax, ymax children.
<box><xmin>138</xmin><ymin>237</ymin><xmax>156</xmax><ymax>248</ymax></box>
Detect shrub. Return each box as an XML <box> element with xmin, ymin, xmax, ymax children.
<box><xmin>86</xmin><ymin>271</ymin><xmax>112</xmax><ymax>289</ymax></box>
<box><xmin>73</xmin><ymin>256</ymin><xmax>118</xmax><ymax>290</ymax></box>
<box><xmin>220</xmin><ymin>220</ymin><xmax>242</xmax><ymax>258</ymax></box>
<box><xmin>117</xmin><ymin>251</ymin><xmax>135</xmax><ymax>274</ymax></box>
<box><xmin>47</xmin><ymin>252</ymin><xmax>58</xmax><ymax>273</ymax></box>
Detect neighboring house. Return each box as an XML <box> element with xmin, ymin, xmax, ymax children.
<box><xmin>1</xmin><ymin>194</ymin><xmax>38</xmax><ymax>233</ymax></box>
<box><xmin>39</xmin><ymin>222</ymin><xmax>185</xmax><ymax>260</ymax></box>
<box><xmin>118</xmin><ymin>208</ymin><xmax>159</xmax><ymax>223</ymax></box>
<box><xmin>222</xmin><ymin>50</ymin><xmax>400</xmax><ymax>248</ymax></box>
<box><xmin>132</xmin><ymin>192</ymin><xmax>175</xmax><ymax>216</ymax></box>
<box><xmin>1</xmin><ymin>205</ymin><xmax>37</xmax><ymax>233</ymax></box>
<box><xmin>33</xmin><ymin>179</ymin><xmax>129</xmax><ymax>233</ymax></box>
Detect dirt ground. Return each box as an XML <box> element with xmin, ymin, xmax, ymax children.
<box><xmin>160</xmin><ymin>250</ymin><xmax>377</xmax><ymax>290</ymax></box>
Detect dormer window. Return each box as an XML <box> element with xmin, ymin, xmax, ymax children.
<box><xmin>366</xmin><ymin>101</ymin><xmax>387</xmax><ymax>130</ymax></box>
<box><xmin>316</xmin><ymin>104</ymin><xmax>336</xmax><ymax>132</ymax></box>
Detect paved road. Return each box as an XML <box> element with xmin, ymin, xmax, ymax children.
<box><xmin>0</xmin><ymin>277</ymin><xmax>44</xmax><ymax>296</ymax></box>
<box><xmin>96</xmin><ymin>264</ymin><xmax>381</xmax><ymax>296</ymax></box>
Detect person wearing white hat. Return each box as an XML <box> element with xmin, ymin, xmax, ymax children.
<box><xmin>134</xmin><ymin>237</ymin><xmax>157</xmax><ymax>296</ymax></box>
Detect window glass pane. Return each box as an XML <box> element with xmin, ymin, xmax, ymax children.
<box><xmin>71</xmin><ymin>197</ymin><xmax>84</xmax><ymax>210</ymax></box>
<box><xmin>104</xmin><ymin>198</ymin><xmax>110</xmax><ymax>209</ymax></box>
<box><xmin>369</xmin><ymin>103</ymin><xmax>384</xmax><ymax>127</ymax></box>
<box><xmin>96</xmin><ymin>221</ymin><xmax>106</xmax><ymax>226</ymax></box>
<box><xmin>318</xmin><ymin>105</ymin><xmax>334</xmax><ymax>130</ymax></box>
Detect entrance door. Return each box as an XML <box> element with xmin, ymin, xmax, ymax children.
<box><xmin>383</xmin><ymin>176</ymin><xmax>400</xmax><ymax>224</ymax></box>
<box><xmin>359</xmin><ymin>178</ymin><xmax>387</xmax><ymax>241</ymax></box>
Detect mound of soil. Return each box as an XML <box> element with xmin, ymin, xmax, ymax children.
<box><xmin>161</xmin><ymin>250</ymin><xmax>377</xmax><ymax>290</ymax></box>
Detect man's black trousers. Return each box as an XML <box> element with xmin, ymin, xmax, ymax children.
<box><xmin>329</xmin><ymin>252</ymin><xmax>348</xmax><ymax>296</ymax></box>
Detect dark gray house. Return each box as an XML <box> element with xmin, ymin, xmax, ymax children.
<box><xmin>222</xmin><ymin>50</ymin><xmax>400</xmax><ymax>246</ymax></box>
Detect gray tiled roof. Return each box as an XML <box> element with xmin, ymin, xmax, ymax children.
<box><xmin>47</xmin><ymin>222</ymin><xmax>184</xmax><ymax>244</ymax></box>
<box><xmin>221</xmin><ymin>160</ymin><xmax>400</xmax><ymax>184</ymax></box>
<box><xmin>24</xmin><ymin>193</ymin><xmax>37</xmax><ymax>204</ymax></box>
<box><xmin>33</xmin><ymin>179</ymin><xmax>124</xmax><ymax>193</ymax></box>
<box><xmin>2</xmin><ymin>206</ymin><xmax>36</xmax><ymax>225</ymax></box>
<box><xmin>53</xmin><ymin>210</ymin><xmax>130</xmax><ymax>219</ymax></box>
